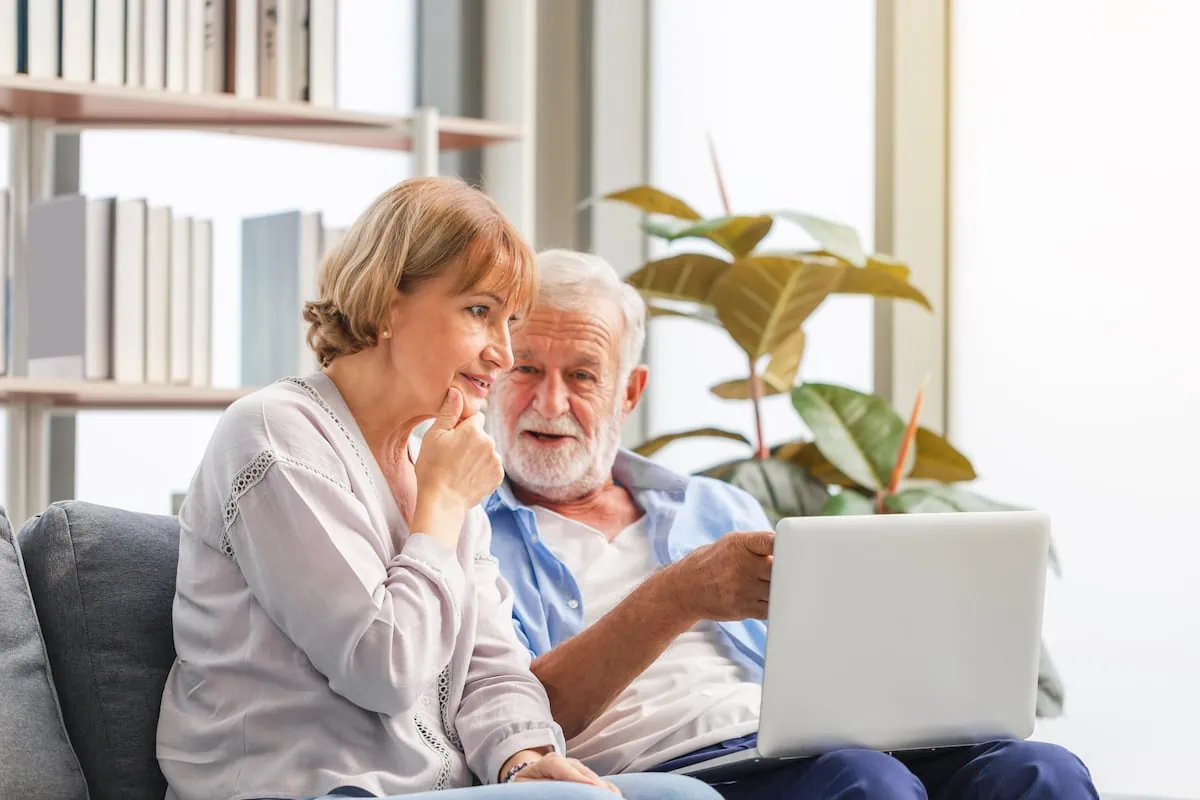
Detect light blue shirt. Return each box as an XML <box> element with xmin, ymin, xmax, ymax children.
<box><xmin>486</xmin><ymin>449</ymin><xmax>772</xmax><ymax>681</ymax></box>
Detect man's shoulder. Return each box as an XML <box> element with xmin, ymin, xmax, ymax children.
<box><xmin>682</xmin><ymin>472</ymin><xmax>762</xmax><ymax>511</ymax></box>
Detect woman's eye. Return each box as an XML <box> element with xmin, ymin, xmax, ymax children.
<box><xmin>468</xmin><ymin>305</ymin><xmax>489</xmax><ymax>319</ymax></box>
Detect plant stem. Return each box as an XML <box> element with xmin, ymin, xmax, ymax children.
<box><xmin>709</xmin><ymin>132</ymin><xmax>767</xmax><ymax>458</ymax></box>
<box><xmin>708</xmin><ymin>132</ymin><xmax>733</xmax><ymax>217</ymax></box>
<box><xmin>748</xmin><ymin>356</ymin><xmax>768</xmax><ymax>459</ymax></box>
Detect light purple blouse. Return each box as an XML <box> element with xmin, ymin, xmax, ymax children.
<box><xmin>157</xmin><ymin>373</ymin><xmax>564</xmax><ymax>800</ymax></box>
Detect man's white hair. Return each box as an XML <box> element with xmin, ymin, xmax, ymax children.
<box><xmin>534</xmin><ymin>249</ymin><xmax>647</xmax><ymax>375</ymax></box>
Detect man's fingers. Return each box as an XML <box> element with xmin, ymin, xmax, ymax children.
<box><xmin>755</xmin><ymin>554</ymin><xmax>774</xmax><ymax>581</ymax></box>
<box><xmin>742</xmin><ymin>531</ymin><xmax>775</xmax><ymax>556</ymax></box>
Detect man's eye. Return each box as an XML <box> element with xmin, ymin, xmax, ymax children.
<box><xmin>573</xmin><ymin>372</ymin><xmax>594</xmax><ymax>381</ymax></box>
<box><xmin>515</xmin><ymin>365</ymin><xmax>539</xmax><ymax>375</ymax></box>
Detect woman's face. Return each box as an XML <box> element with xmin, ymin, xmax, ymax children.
<box><xmin>385</xmin><ymin>268</ymin><xmax>520</xmax><ymax>420</ymax></box>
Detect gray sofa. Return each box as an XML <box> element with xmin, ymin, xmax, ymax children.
<box><xmin>0</xmin><ymin>500</ymin><xmax>1182</xmax><ymax>800</ymax></box>
<box><xmin>1</xmin><ymin>501</ymin><xmax>180</xmax><ymax>800</ymax></box>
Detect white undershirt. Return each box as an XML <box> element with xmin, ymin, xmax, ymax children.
<box><xmin>532</xmin><ymin>506</ymin><xmax>761</xmax><ymax>776</ymax></box>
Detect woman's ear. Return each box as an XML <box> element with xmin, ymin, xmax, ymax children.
<box><xmin>381</xmin><ymin>290</ymin><xmax>405</xmax><ymax>341</ymax></box>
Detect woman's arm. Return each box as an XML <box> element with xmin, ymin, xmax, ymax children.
<box><xmin>228</xmin><ymin>450</ymin><xmax>466</xmax><ymax>715</ymax></box>
<box><xmin>452</xmin><ymin>511</ymin><xmax>567</xmax><ymax>784</ymax></box>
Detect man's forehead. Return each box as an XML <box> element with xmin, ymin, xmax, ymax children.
<box><xmin>514</xmin><ymin>304</ymin><xmax>621</xmax><ymax>358</ymax></box>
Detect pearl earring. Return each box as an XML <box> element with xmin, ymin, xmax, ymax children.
<box><xmin>381</xmin><ymin>330</ymin><xmax>391</xmax><ymax>339</ymax></box>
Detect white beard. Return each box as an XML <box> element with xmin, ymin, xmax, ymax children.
<box><xmin>493</xmin><ymin>403</ymin><xmax>623</xmax><ymax>503</ymax></box>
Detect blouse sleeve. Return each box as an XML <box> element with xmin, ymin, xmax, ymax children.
<box><xmin>225</xmin><ymin>447</ymin><xmax>467</xmax><ymax>716</ymax></box>
<box><xmin>453</xmin><ymin>510</ymin><xmax>566</xmax><ymax>783</ymax></box>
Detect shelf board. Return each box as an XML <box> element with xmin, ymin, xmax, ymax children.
<box><xmin>0</xmin><ymin>76</ymin><xmax>523</xmax><ymax>151</ymax></box>
<box><xmin>0</xmin><ymin>377</ymin><xmax>252</xmax><ymax>410</ymax></box>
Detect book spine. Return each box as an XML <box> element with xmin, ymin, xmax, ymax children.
<box><xmin>143</xmin><ymin>0</ymin><xmax>166</xmax><ymax>89</ymax></box>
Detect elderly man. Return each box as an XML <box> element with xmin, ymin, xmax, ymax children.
<box><xmin>485</xmin><ymin>249</ymin><xmax>1097</xmax><ymax>799</ymax></box>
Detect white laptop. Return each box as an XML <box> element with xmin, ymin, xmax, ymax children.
<box><xmin>672</xmin><ymin>509</ymin><xmax>1050</xmax><ymax>781</ymax></box>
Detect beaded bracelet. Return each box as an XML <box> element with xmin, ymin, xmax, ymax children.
<box><xmin>501</xmin><ymin>760</ymin><xmax>535</xmax><ymax>784</ymax></box>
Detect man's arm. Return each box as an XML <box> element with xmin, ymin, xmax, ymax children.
<box><xmin>530</xmin><ymin>531</ymin><xmax>773</xmax><ymax>740</ymax></box>
<box><xmin>530</xmin><ymin>565</ymin><xmax>693</xmax><ymax>740</ymax></box>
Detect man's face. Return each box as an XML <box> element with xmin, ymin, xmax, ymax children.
<box><xmin>491</xmin><ymin>301</ymin><xmax>645</xmax><ymax>501</ymax></box>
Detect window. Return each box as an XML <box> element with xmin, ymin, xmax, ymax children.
<box><xmin>647</xmin><ymin>0</ymin><xmax>876</xmax><ymax>474</ymax></box>
<box><xmin>950</xmin><ymin>2</ymin><xmax>1200</xmax><ymax>794</ymax></box>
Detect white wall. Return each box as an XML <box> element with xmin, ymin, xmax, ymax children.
<box><xmin>3</xmin><ymin>0</ymin><xmax>416</xmax><ymax>514</ymax></box>
<box><xmin>646</xmin><ymin>0</ymin><xmax>877</xmax><ymax>475</ymax></box>
<box><xmin>950</xmin><ymin>2</ymin><xmax>1200</xmax><ymax>796</ymax></box>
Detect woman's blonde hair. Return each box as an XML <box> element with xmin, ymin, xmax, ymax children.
<box><xmin>303</xmin><ymin>176</ymin><xmax>537</xmax><ymax>367</ymax></box>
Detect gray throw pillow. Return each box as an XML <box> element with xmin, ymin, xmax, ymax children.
<box><xmin>19</xmin><ymin>501</ymin><xmax>181</xmax><ymax>800</ymax></box>
<box><xmin>0</xmin><ymin>506</ymin><xmax>89</xmax><ymax>799</ymax></box>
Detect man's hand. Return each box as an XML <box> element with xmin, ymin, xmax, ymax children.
<box><xmin>661</xmin><ymin>531</ymin><xmax>774</xmax><ymax>623</ymax></box>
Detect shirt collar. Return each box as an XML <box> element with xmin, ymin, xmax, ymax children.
<box><xmin>489</xmin><ymin>449</ymin><xmax>689</xmax><ymax>514</ymax></box>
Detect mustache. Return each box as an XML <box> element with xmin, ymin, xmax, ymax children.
<box><xmin>516</xmin><ymin>412</ymin><xmax>585</xmax><ymax>438</ymax></box>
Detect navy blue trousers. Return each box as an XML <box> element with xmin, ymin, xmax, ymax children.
<box><xmin>652</xmin><ymin>735</ymin><xmax>1098</xmax><ymax>799</ymax></box>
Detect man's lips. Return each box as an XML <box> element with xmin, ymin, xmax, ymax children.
<box><xmin>520</xmin><ymin>430</ymin><xmax>577</xmax><ymax>444</ymax></box>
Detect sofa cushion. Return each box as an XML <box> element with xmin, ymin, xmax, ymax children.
<box><xmin>19</xmin><ymin>501</ymin><xmax>181</xmax><ymax>800</ymax></box>
<box><xmin>0</xmin><ymin>506</ymin><xmax>89</xmax><ymax>799</ymax></box>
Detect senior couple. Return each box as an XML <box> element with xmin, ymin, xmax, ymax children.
<box><xmin>159</xmin><ymin>177</ymin><xmax>1098</xmax><ymax>800</ymax></box>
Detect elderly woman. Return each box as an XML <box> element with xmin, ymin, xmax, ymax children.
<box><xmin>157</xmin><ymin>177</ymin><xmax>719</xmax><ymax>800</ymax></box>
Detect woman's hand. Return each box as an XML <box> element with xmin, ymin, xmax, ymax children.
<box><xmin>503</xmin><ymin>751</ymin><xmax>620</xmax><ymax>794</ymax></box>
<box><xmin>411</xmin><ymin>388</ymin><xmax>504</xmax><ymax>549</ymax></box>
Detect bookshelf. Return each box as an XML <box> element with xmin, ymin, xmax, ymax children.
<box><xmin>0</xmin><ymin>378</ymin><xmax>249</xmax><ymax>410</ymax></box>
<box><xmin>2</xmin><ymin>81</ymin><xmax>524</xmax><ymax>526</ymax></box>
<box><xmin>0</xmin><ymin>76</ymin><xmax>523</xmax><ymax>150</ymax></box>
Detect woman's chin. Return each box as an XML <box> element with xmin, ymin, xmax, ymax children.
<box><xmin>464</xmin><ymin>396</ymin><xmax>486</xmax><ymax>417</ymax></box>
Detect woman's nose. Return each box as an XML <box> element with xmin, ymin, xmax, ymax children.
<box><xmin>484</xmin><ymin>325</ymin><xmax>515</xmax><ymax>371</ymax></box>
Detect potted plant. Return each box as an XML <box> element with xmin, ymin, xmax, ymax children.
<box><xmin>600</xmin><ymin>159</ymin><xmax>1065</xmax><ymax>717</ymax></box>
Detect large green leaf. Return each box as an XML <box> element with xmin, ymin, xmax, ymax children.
<box><xmin>647</xmin><ymin>303</ymin><xmax>722</xmax><ymax>326</ymax></box>
<box><xmin>603</xmin><ymin>186</ymin><xmax>700</xmax><ymax>220</ymax></box>
<box><xmin>627</xmin><ymin>254</ymin><xmax>730</xmax><ymax>304</ymax></box>
<box><xmin>866</xmin><ymin>253</ymin><xmax>910</xmax><ymax>281</ymax></box>
<box><xmin>715</xmin><ymin>457</ymin><xmax>829</xmax><ymax>526</ymax></box>
<box><xmin>633</xmin><ymin>427</ymin><xmax>750</xmax><ymax>458</ymax></box>
<box><xmin>813</xmin><ymin>250</ymin><xmax>911</xmax><ymax>281</ymax></box>
<box><xmin>774</xmin><ymin>211</ymin><xmax>867</xmax><ymax>267</ymax></box>
<box><xmin>644</xmin><ymin>215</ymin><xmax>774</xmax><ymax>257</ymax></box>
<box><xmin>774</xmin><ymin>440</ymin><xmax>860</xmax><ymax>487</ymax></box>
<box><xmin>835</xmin><ymin>265</ymin><xmax>933</xmax><ymax>310</ymax></box>
<box><xmin>711</xmin><ymin>256</ymin><xmax>846</xmax><ymax>358</ymax></box>
<box><xmin>909</xmin><ymin>428</ymin><xmax>977</xmax><ymax>482</ymax></box>
<box><xmin>884</xmin><ymin>484</ymin><xmax>1017</xmax><ymax>513</ymax></box>
<box><xmin>822</xmin><ymin>490</ymin><xmax>876</xmax><ymax>515</ymax></box>
<box><xmin>709</xmin><ymin>330</ymin><xmax>806</xmax><ymax>400</ymax></box>
<box><xmin>1037</xmin><ymin>645</ymin><xmax>1065</xmax><ymax>718</ymax></box>
<box><xmin>710</xmin><ymin>376</ymin><xmax>782</xmax><ymax>401</ymax></box>
<box><xmin>791</xmin><ymin>383</ymin><xmax>910</xmax><ymax>491</ymax></box>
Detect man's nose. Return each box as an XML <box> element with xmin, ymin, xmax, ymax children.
<box><xmin>532</xmin><ymin>373</ymin><xmax>570</xmax><ymax>419</ymax></box>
